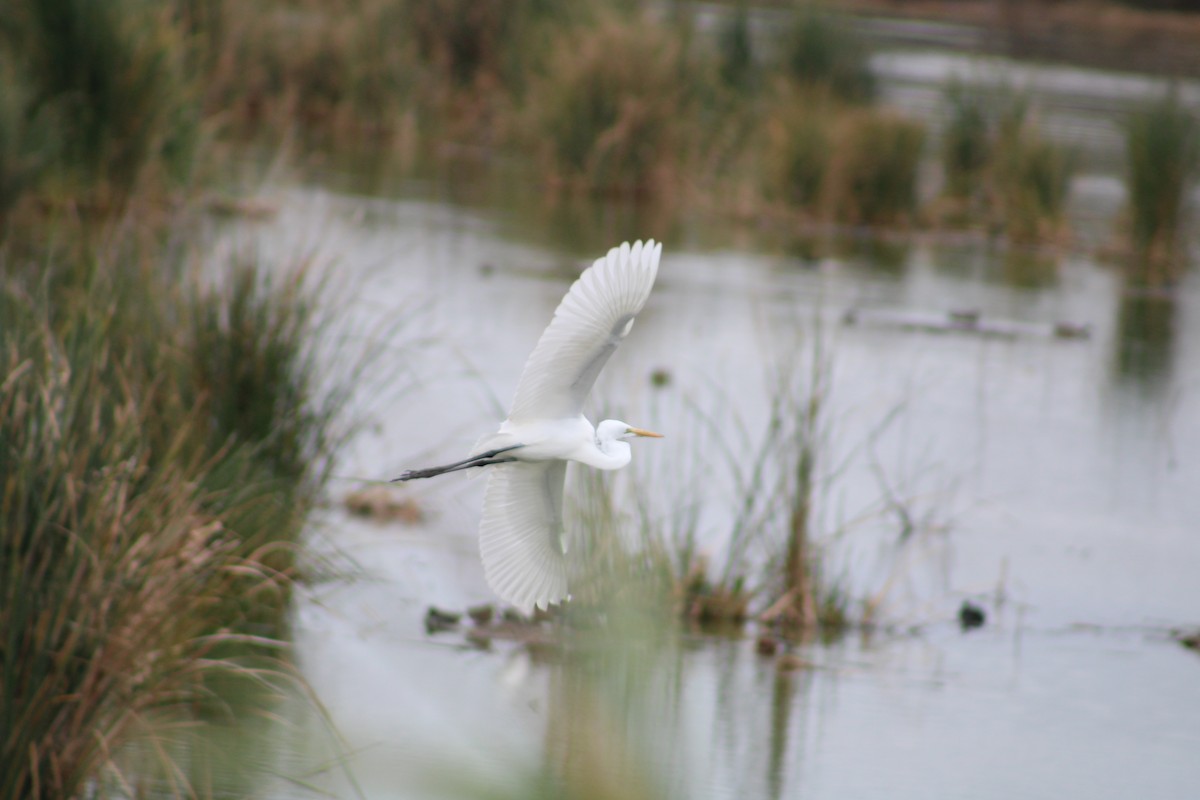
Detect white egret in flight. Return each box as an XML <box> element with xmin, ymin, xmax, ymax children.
<box><xmin>394</xmin><ymin>240</ymin><xmax>664</xmax><ymax>612</ymax></box>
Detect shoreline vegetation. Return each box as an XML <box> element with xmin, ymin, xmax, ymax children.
<box><xmin>1</xmin><ymin>1</ymin><xmax>1196</xmax><ymax>277</ymax></box>
<box><xmin>1</xmin><ymin>0</ymin><xmax>1196</xmax><ymax>794</ymax></box>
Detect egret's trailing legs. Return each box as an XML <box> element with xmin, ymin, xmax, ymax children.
<box><xmin>392</xmin><ymin>445</ymin><xmax>523</xmax><ymax>481</ymax></box>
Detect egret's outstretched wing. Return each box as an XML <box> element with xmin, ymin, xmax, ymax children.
<box><xmin>479</xmin><ymin>461</ymin><xmax>569</xmax><ymax>612</ymax></box>
<box><xmin>508</xmin><ymin>240</ymin><xmax>661</xmax><ymax>422</ymax></box>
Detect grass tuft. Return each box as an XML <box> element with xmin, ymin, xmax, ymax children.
<box><xmin>526</xmin><ymin>15</ymin><xmax>690</xmax><ymax>198</ymax></box>
<box><xmin>763</xmin><ymin>89</ymin><xmax>834</xmax><ymax>213</ymax></box>
<box><xmin>996</xmin><ymin>126</ymin><xmax>1075</xmax><ymax>244</ymax></box>
<box><xmin>0</xmin><ymin>231</ymin><xmax>347</xmax><ymax>796</ymax></box>
<box><xmin>717</xmin><ymin>2</ymin><xmax>758</xmax><ymax>94</ymax></box>
<box><xmin>940</xmin><ymin>79</ymin><xmax>990</xmax><ymax>201</ymax></box>
<box><xmin>830</xmin><ymin>110</ymin><xmax>926</xmax><ymax>226</ymax></box>
<box><xmin>3</xmin><ymin>0</ymin><xmax>195</xmax><ymax>205</ymax></box>
<box><xmin>1123</xmin><ymin>89</ymin><xmax>1198</xmax><ymax>281</ymax></box>
<box><xmin>935</xmin><ymin>84</ymin><xmax>1074</xmax><ymax>243</ymax></box>
<box><xmin>778</xmin><ymin>3</ymin><xmax>876</xmax><ymax>104</ymax></box>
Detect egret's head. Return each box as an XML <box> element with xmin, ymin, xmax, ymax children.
<box><xmin>598</xmin><ymin>419</ymin><xmax>663</xmax><ymax>442</ymax></box>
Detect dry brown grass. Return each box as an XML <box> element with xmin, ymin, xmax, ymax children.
<box><xmin>0</xmin><ymin>231</ymin><xmax>345</xmax><ymax>797</ymax></box>
<box><xmin>525</xmin><ymin>15</ymin><xmax>691</xmax><ymax>198</ymax></box>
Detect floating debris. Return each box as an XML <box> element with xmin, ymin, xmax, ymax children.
<box><xmin>424</xmin><ymin>606</ymin><xmax>462</xmax><ymax>634</ymax></box>
<box><xmin>344</xmin><ymin>486</ymin><xmax>423</xmax><ymax>523</ymax></box>
<box><xmin>844</xmin><ymin>307</ymin><xmax>1091</xmax><ymax>341</ymax></box>
<box><xmin>204</xmin><ymin>194</ymin><xmax>279</xmax><ymax>221</ymax></box>
<box><xmin>958</xmin><ymin>600</ymin><xmax>986</xmax><ymax>630</ymax></box>
<box><xmin>755</xmin><ymin>635</ymin><xmax>780</xmax><ymax>656</ymax></box>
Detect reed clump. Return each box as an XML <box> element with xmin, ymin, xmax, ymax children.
<box><xmin>778</xmin><ymin>3</ymin><xmax>877</xmax><ymax>104</ymax></box>
<box><xmin>761</xmin><ymin>89</ymin><xmax>926</xmax><ymax>228</ymax></box>
<box><xmin>716</xmin><ymin>2</ymin><xmax>758</xmax><ymax>94</ymax></box>
<box><xmin>762</xmin><ymin>90</ymin><xmax>834</xmax><ymax>214</ymax></box>
<box><xmin>829</xmin><ymin>110</ymin><xmax>926</xmax><ymax>226</ymax></box>
<box><xmin>996</xmin><ymin>126</ymin><xmax>1074</xmax><ymax>243</ymax></box>
<box><xmin>940</xmin><ymin>79</ymin><xmax>990</xmax><ymax>203</ymax></box>
<box><xmin>525</xmin><ymin>15</ymin><xmax>693</xmax><ymax>198</ymax></box>
<box><xmin>1122</xmin><ymin>89</ymin><xmax>1198</xmax><ymax>282</ymax></box>
<box><xmin>193</xmin><ymin>0</ymin><xmax>416</xmax><ymax>140</ymax></box>
<box><xmin>0</xmin><ymin>232</ymin><xmax>345</xmax><ymax>796</ymax></box>
<box><xmin>2</xmin><ymin>0</ymin><xmax>196</xmax><ymax>208</ymax></box>
<box><xmin>935</xmin><ymin>84</ymin><xmax>1075</xmax><ymax>243</ymax></box>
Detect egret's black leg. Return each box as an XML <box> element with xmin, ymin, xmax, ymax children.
<box><xmin>392</xmin><ymin>445</ymin><xmax>522</xmax><ymax>482</ymax></box>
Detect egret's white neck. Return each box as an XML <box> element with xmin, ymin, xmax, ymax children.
<box><xmin>571</xmin><ymin>420</ymin><xmax>633</xmax><ymax>470</ymax></box>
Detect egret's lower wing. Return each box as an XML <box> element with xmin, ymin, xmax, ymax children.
<box><xmin>479</xmin><ymin>461</ymin><xmax>569</xmax><ymax>613</ymax></box>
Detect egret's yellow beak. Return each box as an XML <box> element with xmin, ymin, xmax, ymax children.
<box><xmin>628</xmin><ymin>426</ymin><xmax>664</xmax><ymax>438</ymax></box>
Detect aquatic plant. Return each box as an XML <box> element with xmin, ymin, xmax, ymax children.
<box><xmin>940</xmin><ymin>79</ymin><xmax>991</xmax><ymax>201</ymax></box>
<box><xmin>829</xmin><ymin>110</ymin><xmax>926</xmax><ymax>225</ymax></box>
<box><xmin>196</xmin><ymin>0</ymin><xmax>417</xmax><ymax>141</ymax></box>
<box><xmin>778</xmin><ymin>3</ymin><xmax>876</xmax><ymax>104</ymax></box>
<box><xmin>763</xmin><ymin>92</ymin><xmax>833</xmax><ymax>212</ymax></box>
<box><xmin>995</xmin><ymin>126</ymin><xmax>1075</xmax><ymax>244</ymax></box>
<box><xmin>527</xmin><ymin>15</ymin><xmax>689</xmax><ymax>197</ymax></box>
<box><xmin>403</xmin><ymin>0</ymin><xmax>588</xmax><ymax>89</ymax></box>
<box><xmin>717</xmin><ymin>2</ymin><xmax>758</xmax><ymax>93</ymax></box>
<box><xmin>1123</xmin><ymin>89</ymin><xmax>1198</xmax><ymax>279</ymax></box>
<box><xmin>935</xmin><ymin>84</ymin><xmax>1074</xmax><ymax>242</ymax></box>
<box><xmin>3</xmin><ymin>0</ymin><xmax>195</xmax><ymax>203</ymax></box>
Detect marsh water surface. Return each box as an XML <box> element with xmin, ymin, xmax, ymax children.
<box><xmin>191</xmin><ymin>46</ymin><xmax>1200</xmax><ymax>800</ymax></box>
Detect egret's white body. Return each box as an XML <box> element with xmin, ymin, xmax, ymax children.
<box><xmin>396</xmin><ymin>240</ymin><xmax>663</xmax><ymax>612</ymax></box>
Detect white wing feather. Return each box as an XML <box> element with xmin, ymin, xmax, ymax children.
<box><xmin>507</xmin><ymin>240</ymin><xmax>661</xmax><ymax>422</ymax></box>
<box><xmin>479</xmin><ymin>461</ymin><xmax>570</xmax><ymax>612</ymax></box>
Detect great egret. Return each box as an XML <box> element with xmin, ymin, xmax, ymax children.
<box><xmin>394</xmin><ymin>240</ymin><xmax>663</xmax><ymax>612</ymax></box>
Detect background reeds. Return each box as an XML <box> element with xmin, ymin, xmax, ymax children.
<box><xmin>1122</xmin><ymin>88</ymin><xmax>1198</xmax><ymax>282</ymax></box>
<box><xmin>935</xmin><ymin>83</ymin><xmax>1075</xmax><ymax>244</ymax></box>
<box><xmin>525</xmin><ymin>14</ymin><xmax>691</xmax><ymax>198</ymax></box>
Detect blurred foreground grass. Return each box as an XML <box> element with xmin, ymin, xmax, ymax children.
<box><xmin>0</xmin><ymin>220</ymin><xmax>351</xmax><ymax>795</ymax></box>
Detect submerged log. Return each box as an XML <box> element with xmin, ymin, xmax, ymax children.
<box><xmin>843</xmin><ymin>307</ymin><xmax>1091</xmax><ymax>340</ymax></box>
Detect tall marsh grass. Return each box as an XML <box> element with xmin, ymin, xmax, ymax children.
<box><xmin>778</xmin><ymin>4</ymin><xmax>876</xmax><ymax>104</ymax></box>
<box><xmin>201</xmin><ymin>0</ymin><xmax>417</xmax><ymax>139</ymax></box>
<box><xmin>763</xmin><ymin>93</ymin><xmax>833</xmax><ymax>213</ymax></box>
<box><xmin>527</xmin><ymin>16</ymin><xmax>690</xmax><ymax>197</ymax></box>
<box><xmin>1123</xmin><ymin>90</ymin><xmax>1198</xmax><ymax>280</ymax></box>
<box><xmin>0</xmin><ymin>233</ymin><xmax>346</xmax><ymax>796</ymax></box>
<box><xmin>3</xmin><ymin>0</ymin><xmax>196</xmax><ymax>204</ymax></box>
<box><xmin>762</xmin><ymin>91</ymin><xmax>925</xmax><ymax>228</ymax></box>
<box><xmin>996</xmin><ymin>128</ymin><xmax>1074</xmax><ymax>243</ymax></box>
<box><xmin>940</xmin><ymin>80</ymin><xmax>990</xmax><ymax>201</ymax></box>
<box><xmin>0</xmin><ymin>59</ymin><xmax>58</xmax><ymax>221</ymax></box>
<box><xmin>717</xmin><ymin>2</ymin><xmax>758</xmax><ymax>94</ymax></box>
<box><xmin>937</xmin><ymin>84</ymin><xmax>1075</xmax><ymax>243</ymax></box>
<box><xmin>830</xmin><ymin>111</ymin><xmax>926</xmax><ymax>226</ymax></box>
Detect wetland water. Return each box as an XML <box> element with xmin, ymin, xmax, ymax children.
<box><xmin>194</xmin><ymin>51</ymin><xmax>1200</xmax><ymax>800</ymax></box>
